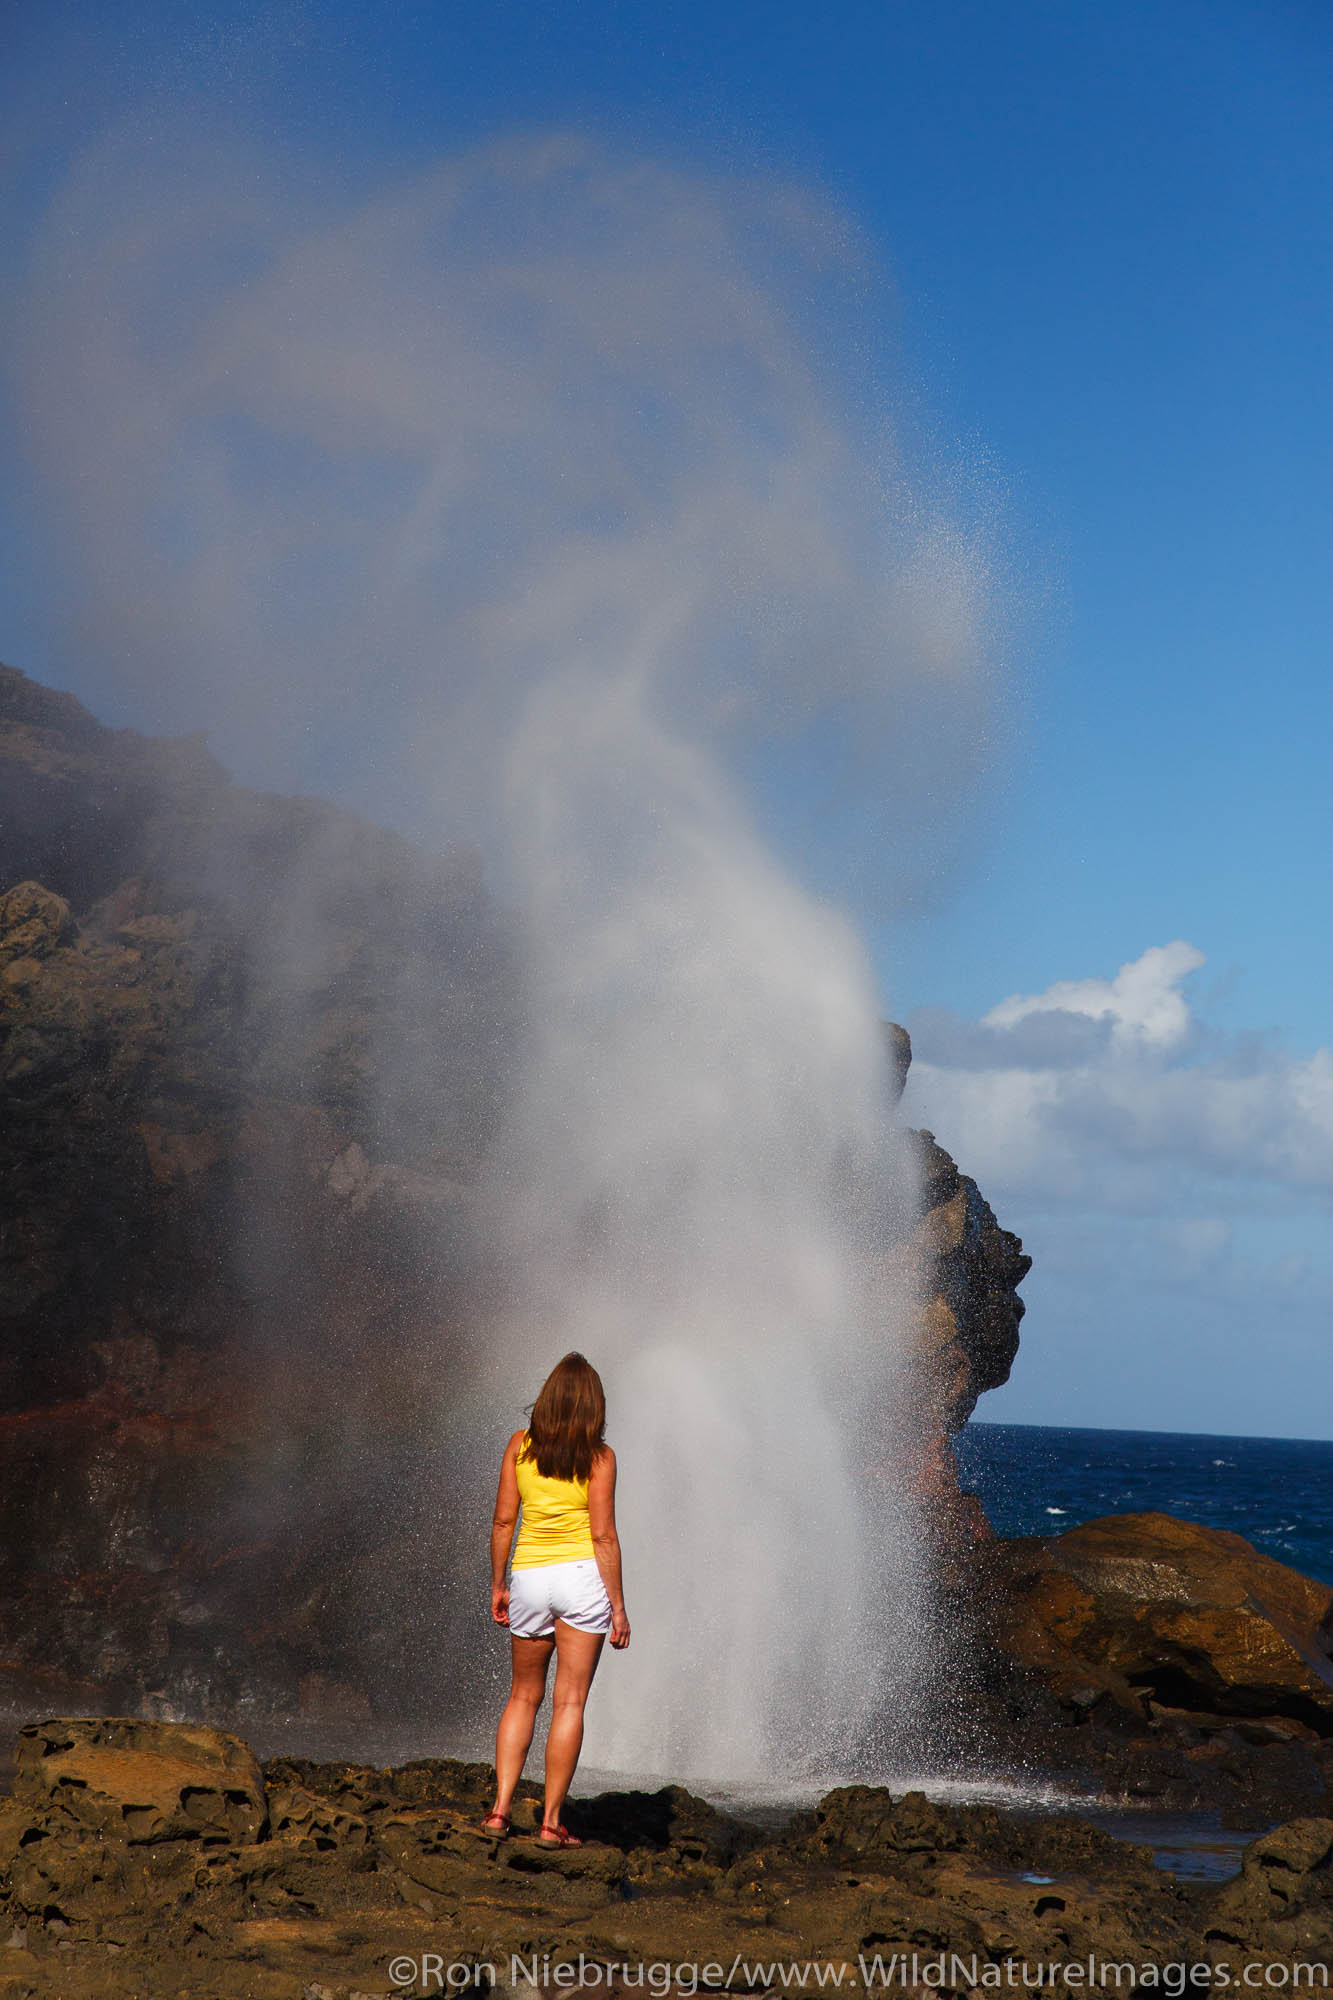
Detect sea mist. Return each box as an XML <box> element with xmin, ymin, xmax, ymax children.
<box><xmin>10</xmin><ymin>128</ymin><xmax>1004</xmax><ymax>1778</ymax></box>
<box><xmin>487</xmin><ymin>671</ymin><xmax>922</xmax><ymax>1778</ymax></box>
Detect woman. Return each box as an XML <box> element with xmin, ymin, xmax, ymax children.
<box><xmin>485</xmin><ymin>1351</ymin><xmax>630</xmax><ymax>1846</ymax></box>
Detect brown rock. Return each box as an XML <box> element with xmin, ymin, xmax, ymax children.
<box><xmin>870</xmin><ymin>1086</ymin><xmax>1030</xmax><ymax>1529</ymax></box>
<box><xmin>12</xmin><ymin>1724</ymin><xmax>1333</xmax><ymax>1987</ymax></box>
<box><xmin>985</xmin><ymin>1513</ymin><xmax>1333</xmax><ymax>1731</ymax></box>
<box><xmin>1204</xmin><ymin>1818</ymin><xmax>1333</xmax><ymax>1950</ymax></box>
<box><xmin>0</xmin><ymin>660</ymin><xmax>516</xmax><ymax>1718</ymax></box>
<box><xmin>803</xmin><ymin>1784</ymin><xmax>964</xmax><ymax>1860</ymax></box>
<box><xmin>14</xmin><ymin>1716</ymin><xmax>268</xmax><ymax>1843</ymax></box>
<box><xmin>0</xmin><ymin>880</ymin><xmax>74</xmax><ymax>963</ymax></box>
<box><xmin>908</xmin><ymin>1126</ymin><xmax>1031</xmax><ymax>1435</ymax></box>
<box><xmin>267</xmin><ymin>1784</ymin><xmax>368</xmax><ymax>1854</ymax></box>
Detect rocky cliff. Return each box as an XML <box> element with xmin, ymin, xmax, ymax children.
<box><xmin>0</xmin><ymin>661</ymin><xmax>1029</xmax><ymax>1725</ymax></box>
<box><xmin>0</xmin><ymin>662</ymin><xmax>522</xmax><ymax>1725</ymax></box>
<box><xmin>901</xmin><ymin>1122</ymin><xmax>1030</xmax><ymax>1514</ymax></box>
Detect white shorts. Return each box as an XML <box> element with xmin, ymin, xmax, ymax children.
<box><xmin>508</xmin><ymin>1559</ymin><xmax>612</xmax><ymax>1641</ymax></box>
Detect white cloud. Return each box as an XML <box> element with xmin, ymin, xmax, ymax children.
<box><xmin>907</xmin><ymin>942</ymin><xmax>1333</xmax><ymax>1210</ymax></box>
<box><xmin>904</xmin><ymin>943</ymin><xmax>1333</xmax><ymax>1434</ymax></box>
<box><xmin>983</xmin><ymin>940</ymin><xmax>1205</xmax><ymax>1051</ymax></box>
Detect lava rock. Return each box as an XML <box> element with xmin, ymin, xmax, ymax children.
<box><xmin>985</xmin><ymin>1512</ymin><xmax>1333</xmax><ymax>1734</ymax></box>
<box><xmin>14</xmin><ymin>1716</ymin><xmax>268</xmax><ymax>1844</ymax></box>
<box><xmin>1203</xmin><ymin>1817</ymin><xmax>1333</xmax><ymax>1952</ymax></box>
<box><xmin>2</xmin><ymin>1720</ymin><xmax>1331</xmax><ymax>1992</ymax></box>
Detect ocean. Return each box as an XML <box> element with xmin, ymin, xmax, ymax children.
<box><xmin>955</xmin><ymin>1421</ymin><xmax>1333</xmax><ymax>1588</ymax></box>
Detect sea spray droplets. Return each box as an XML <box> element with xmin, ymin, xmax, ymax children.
<box><xmin>484</xmin><ymin>671</ymin><xmax>926</xmax><ymax>1779</ymax></box>
<box><xmin>12</xmin><ymin>125</ymin><xmax>1013</xmax><ymax>1774</ymax></box>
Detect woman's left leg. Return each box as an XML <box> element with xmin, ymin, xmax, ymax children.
<box><xmin>490</xmin><ymin>1633</ymin><xmax>554</xmax><ymax>1823</ymax></box>
<box><xmin>541</xmin><ymin>1621</ymin><xmax>605</xmax><ymax>1837</ymax></box>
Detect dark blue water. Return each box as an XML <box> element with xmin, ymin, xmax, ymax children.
<box><xmin>955</xmin><ymin>1422</ymin><xmax>1333</xmax><ymax>1588</ymax></box>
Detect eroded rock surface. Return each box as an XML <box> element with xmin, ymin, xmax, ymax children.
<box><xmin>907</xmin><ymin>1126</ymin><xmax>1030</xmax><ymax>1456</ymax></box>
<box><xmin>1204</xmin><ymin>1818</ymin><xmax>1333</xmax><ymax>1952</ymax></box>
<box><xmin>872</xmin><ymin>1037</ymin><xmax>1031</xmax><ymax>1530</ymax></box>
<box><xmin>2</xmin><ymin>1720</ymin><xmax>1332</xmax><ymax>1997</ymax></box>
<box><xmin>14</xmin><ymin>1716</ymin><xmax>268</xmax><ymax>1845</ymax></box>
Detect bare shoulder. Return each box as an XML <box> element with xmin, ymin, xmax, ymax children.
<box><xmin>504</xmin><ymin>1428</ymin><xmax>527</xmax><ymax>1459</ymax></box>
<box><xmin>590</xmin><ymin>1443</ymin><xmax>617</xmax><ymax>1480</ymax></box>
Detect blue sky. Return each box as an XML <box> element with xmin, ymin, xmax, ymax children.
<box><xmin>3</xmin><ymin>0</ymin><xmax>1330</xmax><ymax>1437</ymax></box>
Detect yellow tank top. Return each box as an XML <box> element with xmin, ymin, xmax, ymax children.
<box><xmin>511</xmin><ymin>1438</ymin><xmax>595</xmax><ymax>1569</ymax></box>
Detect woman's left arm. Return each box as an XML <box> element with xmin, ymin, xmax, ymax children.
<box><xmin>588</xmin><ymin>1448</ymin><xmax>630</xmax><ymax>1649</ymax></box>
<box><xmin>490</xmin><ymin>1431</ymin><xmax>523</xmax><ymax>1625</ymax></box>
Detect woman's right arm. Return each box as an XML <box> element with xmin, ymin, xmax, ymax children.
<box><xmin>489</xmin><ymin>1431</ymin><xmax>524</xmax><ymax>1625</ymax></box>
<box><xmin>588</xmin><ymin>1447</ymin><xmax>630</xmax><ymax>1649</ymax></box>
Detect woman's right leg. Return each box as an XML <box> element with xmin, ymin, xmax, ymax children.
<box><xmin>491</xmin><ymin>1633</ymin><xmax>554</xmax><ymax>1820</ymax></box>
<box><xmin>542</xmin><ymin>1621</ymin><xmax>605</xmax><ymax>1835</ymax></box>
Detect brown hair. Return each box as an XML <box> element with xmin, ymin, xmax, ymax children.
<box><xmin>521</xmin><ymin>1352</ymin><xmax>607</xmax><ymax>1483</ymax></box>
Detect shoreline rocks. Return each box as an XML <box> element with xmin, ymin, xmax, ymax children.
<box><xmin>938</xmin><ymin>1513</ymin><xmax>1333</xmax><ymax>1838</ymax></box>
<box><xmin>0</xmin><ymin>1718</ymin><xmax>1330</xmax><ymax>1996</ymax></box>
<box><xmin>982</xmin><ymin>1512</ymin><xmax>1333</xmax><ymax>1732</ymax></box>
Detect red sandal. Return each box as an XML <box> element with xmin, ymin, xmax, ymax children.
<box><xmin>537</xmin><ymin>1823</ymin><xmax>582</xmax><ymax>1847</ymax></box>
<box><xmin>481</xmin><ymin>1811</ymin><xmax>512</xmax><ymax>1836</ymax></box>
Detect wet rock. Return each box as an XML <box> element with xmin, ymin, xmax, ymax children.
<box><xmin>567</xmin><ymin>1782</ymin><xmax>751</xmax><ymax>1870</ymax></box>
<box><xmin>871</xmin><ymin>1091</ymin><xmax>1031</xmax><ymax>1528</ymax></box>
<box><xmin>802</xmin><ymin>1784</ymin><xmax>964</xmax><ymax>1861</ymax></box>
<box><xmin>883</xmin><ymin>1019</ymin><xmax>912</xmax><ymax>1102</ymax></box>
<box><xmin>1203</xmin><ymin>1817</ymin><xmax>1333</xmax><ymax>1951</ymax></box>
